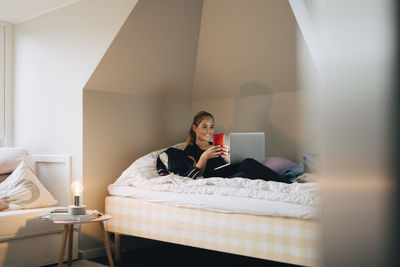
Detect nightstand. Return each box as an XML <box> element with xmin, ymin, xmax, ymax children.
<box><xmin>51</xmin><ymin>214</ymin><xmax>114</xmax><ymax>267</ymax></box>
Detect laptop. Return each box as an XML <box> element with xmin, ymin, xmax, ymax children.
<box><xmin>214</xmin><ymin>132</ymin><xmax>265</xmax><ymax>170</ymax></box>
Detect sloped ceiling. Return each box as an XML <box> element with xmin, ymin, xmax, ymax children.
<box><xmin>0</xmin><ymin>0</ymin><xmax>80</xmax><ymax>23</ymax></box>
<box><xmin>288</xmin><ymin>0</ymin><xmax>323</xmax><ymax>72</ymax></box>
<box><xmin>84</xmin><ymin>0</ymin><xmax>203</xmax><ymax>99</ymax></box>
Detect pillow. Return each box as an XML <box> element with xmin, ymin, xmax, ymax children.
<box><xmin>0</xmin><ymin>148</ymin><xmax>29</xmax><ymax>174</ymax></box>
<box><xmin>113</xmin><ymin>143</ymin><xmax>187</xmax><ymax>186</ymax></box>
<box><xmin>263</xmin><ymin>156</ymin><xmax>298</xmax><ymax>173</ymax></box>
<box><xmin>0</xmin><ymin>161</ymin><xmax>57</xmax><ymax>210</ymax></box>
<box><xmin>0</xmin><ymin>199</ymin><xmax>8</xmax><ymax>211</ymax></box>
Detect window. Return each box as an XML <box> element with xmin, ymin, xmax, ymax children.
<box><xmin>1</xmin><ymin>25</ymin><xmax>5</xmax><ymax>145</ymax></box>
<box><xmin>0</xmin><ymin>21</ymin><xmax>12</xmax><ymax>147</ymax></box>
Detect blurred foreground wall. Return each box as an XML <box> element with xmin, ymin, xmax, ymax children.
<box><xmin>309</xmin><ymin>0</ymin><xmax>398</xmax><ymax>266</ymax></box>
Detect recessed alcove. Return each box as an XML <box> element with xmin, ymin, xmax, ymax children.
<box><xmin>82</xmin><ymin>0</ymin><xmax>318</xmax><ymax>253</ymax></box>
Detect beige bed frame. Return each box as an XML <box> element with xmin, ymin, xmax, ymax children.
<box><xmin>105</xmin><ymin>195</ymin><xmax>320</xmax><ymax>267</ymax></box>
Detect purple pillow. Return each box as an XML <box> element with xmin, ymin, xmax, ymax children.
<box><xmin>263</xmin><ymin>156</ymin><xmax>298</xmax><ymax>173</ymax></box>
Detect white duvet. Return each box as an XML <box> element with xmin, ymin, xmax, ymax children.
<box><xmin>109</xmin><ymin>144</ymin><xmax>320</xmax><ymax>219</ymax></box>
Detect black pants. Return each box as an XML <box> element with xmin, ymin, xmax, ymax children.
<box><xmin>204</xmin><ymin>158</ymin><xmax>291</xmax><ymax>184</ymax></box>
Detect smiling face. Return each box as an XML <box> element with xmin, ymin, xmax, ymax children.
<box><xmin>193</xmin><ymin>116</ymin><xmax>215</xmax><ymax>144</ymax></box>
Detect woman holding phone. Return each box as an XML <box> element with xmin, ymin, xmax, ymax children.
<box><xmin>184</xmin><ymin>111</ymin><xmax>291</xmax><ymax>183</ymax></box>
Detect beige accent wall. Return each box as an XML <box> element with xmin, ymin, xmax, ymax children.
<box><xmin>192</xmin><ymin>91</ymin><xmax>304</xmax><ymax>161</ymax></box>
<box><xmin>83</xmin><ymin>0</ymin><xmax>203</xmax><ymax>252</ymax></box>
<box><xmin>192</xmin><ymin>0</ymin><xmax>314</xmax><ymax>161</ymax></box>
<box><xmin>193</xmin><ymin>0</ymin><xmax>297</xmax><ymax>100</ymax></box>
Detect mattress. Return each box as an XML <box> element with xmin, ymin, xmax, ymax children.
<box><xmin>105</xmin><ymin>196</ymin><xmax>319</xmax><ymax>266</ymax></box>
<box><xmin>108</xmin><ymin>184</ymin><xmax>319</xmax><ymax>219</ymax></box>
<box><xmin>0</xmin><ymin>207</ymin><xmax>63</xmax><ymax>242</ymax></box>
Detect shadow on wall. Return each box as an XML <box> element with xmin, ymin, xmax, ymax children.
<box><xmin>232</xmin><ymin>82</ymin><xmax>300</xmax><ymax>161</ymax></box>
<box><xmin>239</xmin><ymin>81</ymin><xmax>273</xmax><ymax>97</ymax></box>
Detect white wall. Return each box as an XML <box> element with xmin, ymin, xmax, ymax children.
<box><xmin>13</xmin><ymin>0</ymin><xmax>137</xmax><ymax>257</ymax></box>
<box><xmin>0</xmin><ymin>25</ymin><xmax>5</xmax><ymax>142</ymax></box>
<box><xmin>13</xmin><ymin>0</ymin><xmax>137</xmax><ymax>181</ymax></box>
<box><xmin>0</xmin><ymin>20</ymin><xmax>13</xmax><ymax>147</ymax></box>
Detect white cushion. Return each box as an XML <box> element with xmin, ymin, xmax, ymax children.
<box><xmin>0</xmin><ymin>148</ymin><xmax>29</xmax><ymax>174</ymax></box>
<box><xmin>0</xmin><ymin>161</ymin><xmax>57</xmax><ymax>210</ymax></box>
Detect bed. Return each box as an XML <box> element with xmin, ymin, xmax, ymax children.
<box><xmin>105</xmin><ymin>144</ymin><xmax>320</xmax><ymax>267</ymax></box>
<box><xmin>0</xmin><ymin>154</ymin><xmax>77</xmax><ymax>267</ymax></box>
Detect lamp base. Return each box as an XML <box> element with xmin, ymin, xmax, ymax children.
<box><xmin>69</xmin><ymin>205</ymin><xmax>86</xmax><ymax>215</ymax></box>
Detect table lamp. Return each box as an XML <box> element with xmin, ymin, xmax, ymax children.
<box><xmin>69</xmin><ymin>181</ymin><xmax>86</xmax><ymax>215</ymax></box>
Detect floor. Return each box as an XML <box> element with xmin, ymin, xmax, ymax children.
<box><xmin>58</xmin><ymin>260</ymin><xmax>107</xmax><ymax>266</ymax></box>
<box><xmin>88</xmin><ymin>242</ymin><xmax>302</xmax><ymax>267</ymax></box>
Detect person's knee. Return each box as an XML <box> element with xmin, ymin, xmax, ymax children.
<box><xmin>242</xmin><ymin>158</ymin><xmax>257</xmax><ymax>165</ymax></box>
<box><xmin>239</xmin><ymin>158</ymin><xmax>257</xmax><ymax>170</ymax></box>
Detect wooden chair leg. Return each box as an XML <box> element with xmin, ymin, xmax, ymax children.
<box><xmin>99</xmin><ymin>221</ymin><xmax>115</xmax><ymax>267</ymax></box>
<box><xmin>115</xmin><ymin>233</ymin><xmax>122</xmax><ymax>262</ymax></box>
<box><xmin>58</xmin><ymin>225</ymin><xmax>70</xmax><ymax>267</ymax></box>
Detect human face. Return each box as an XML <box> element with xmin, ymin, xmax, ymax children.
<box><xmin>193</xmin><ymin>117</ymin><xmax>215</xmax><ymax>144</ymax></box>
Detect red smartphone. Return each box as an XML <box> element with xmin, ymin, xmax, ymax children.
<box><xmin>212</xmin><ymin>133</ymin><xmax>225</xmax><ymax>147</ymax></box>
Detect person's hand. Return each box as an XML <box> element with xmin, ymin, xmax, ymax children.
<box><xmin>201</xmin><ymin>146</ymin><xmax>222</xmax><ymax>161</ymax></box>
<box><xmin>195</xmin><ymin>146</ymin><xmax>222</xmax><ymax>174</ymax></box>
<box><xmin>220</xmin><ymin>145</ymin><xmax>230</xmax><ymax>163</ymax></box>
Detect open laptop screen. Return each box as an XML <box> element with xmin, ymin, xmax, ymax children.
<box><xmin>229</xmin><ymin>132</ymin><xmax>265</xmax><ymax>164</ymax></box>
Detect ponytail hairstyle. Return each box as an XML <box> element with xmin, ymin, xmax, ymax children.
<box><xmin>186</xmin><ymin>111</ymin><xmax>214</xmax><ymax>146</ymax></box>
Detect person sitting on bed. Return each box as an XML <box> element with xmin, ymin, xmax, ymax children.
<box><xmin>184</xmin><ymin>111</ymin><xmax>291</xmax><ymax>183</ymax></box>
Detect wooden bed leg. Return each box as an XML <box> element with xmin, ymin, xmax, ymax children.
<box><xmin>115</xmin><ymin>233</ymin><xmax>122</xmax><ymax>262</ymax></box>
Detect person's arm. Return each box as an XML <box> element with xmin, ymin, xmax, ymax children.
<box><xmin>187</xmin><ymin>146</ymin><xmax>221</xmax><ymax>176</ymax></box>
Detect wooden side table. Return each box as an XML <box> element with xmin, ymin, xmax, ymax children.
<box><xmin>51</xmin><ymin>214</ymin><xmax>114</xmax><ymax>267</ymax></box>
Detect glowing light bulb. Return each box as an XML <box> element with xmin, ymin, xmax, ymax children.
<box><xmin>71</xmin><ymin>181</ymin><xmax>84</xmax><ymax>206</ymax></box>
<box><xmin>71</xmin><ymin>181</ymin><xmax>83</xmax><ymax>195</ymax></box>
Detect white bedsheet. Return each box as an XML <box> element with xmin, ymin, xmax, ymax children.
<box><xmin>108</xmin><ymin>144</ymin><xmax>320</xmax><ymax>219</ymax></box>
<box><xmin>108</xmin><ymin>184</ymin><xmax>319</xmax><ymax>219</ymax></box>
<box><xmin>113</xmin><ymin>174</ymin><xmax>319</xmax><ymax>206</ymax></box>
